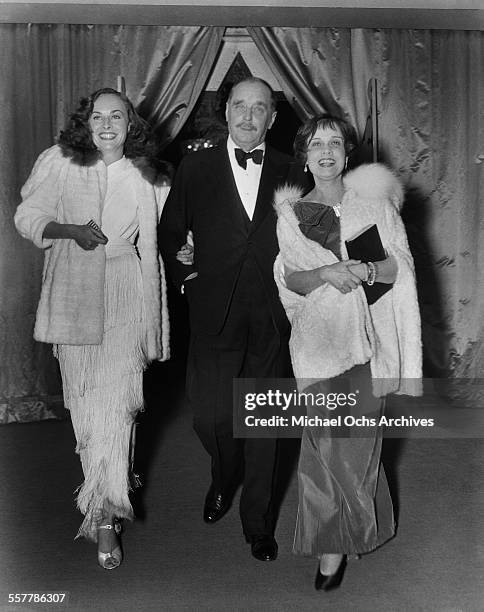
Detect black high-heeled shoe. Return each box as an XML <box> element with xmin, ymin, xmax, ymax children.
<box><xmin>314</xmin><ymin>556</ymin><xmax>346</xmax><ymax>591</ymax></box>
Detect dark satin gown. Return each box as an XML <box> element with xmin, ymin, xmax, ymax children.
<box><xmin>292</xmin><ymin>201</ymin><xmax>395</xmax><ymax>556</ymax></box>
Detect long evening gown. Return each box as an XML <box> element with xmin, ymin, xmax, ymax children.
<box><xmin>56</xmin><ymin>157</ymin><xmax>147</xmax><ymax>541</ymax></box>
<box><xmin>292</xmin><ymin>200</ymin><xmax>395</xmax><ymax>556</ymax></box>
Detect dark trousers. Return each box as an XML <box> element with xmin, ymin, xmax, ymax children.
<box><xmin>187</xmin><ymin>257</ymin><xmax>290</xmax><ymax>538</ymax></box>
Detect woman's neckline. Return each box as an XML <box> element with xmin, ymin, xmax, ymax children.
<box><xmin>298</xmin><ymin>199</ymin><xmax>341</xmax><ymax>208</ymax></box>
<box><xmin>297</xmin><ymin>199</ymin><xmax>342</xmax><ymax>218</ymax></box>
<box><xmin>106</xmin><ymin>156</ymin><xmax>128</xmax><ymax>170</ymax></box>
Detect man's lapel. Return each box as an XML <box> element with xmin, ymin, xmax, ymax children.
<box><xmin>251</xmin><ymin>146</ymin><xmax>283</xmax><ymax>230</ymax></box>
<box><xmin>211</xmin><ymin>146</ymin><xmax>251</xmax><ymax>229</ymax></box>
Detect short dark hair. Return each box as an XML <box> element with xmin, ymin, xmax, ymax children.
<box><xmin>227</xmin><ymin>77</ymin><xmax>277</xmax><ymax>112</ymax></box>
<box><xmin>293</xmin><ymin>114</ymin><xmax>358</xmax><ymax>164</ymax></box>
<box><xmin>58</xmin><ymin>87</ymin><xmax>154</xmax><ymax>165</ymax></box>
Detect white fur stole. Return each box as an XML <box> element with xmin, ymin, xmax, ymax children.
<box><xmin>274</xmin><ymin>163</ymin><xmax>422</xmax><ymax>396</ymax></box>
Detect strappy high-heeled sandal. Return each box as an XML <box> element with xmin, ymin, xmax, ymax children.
<box><xmin>97</xmin><ymin>523</ymin><xmax>123</xmax><ymax>570</ymax></box>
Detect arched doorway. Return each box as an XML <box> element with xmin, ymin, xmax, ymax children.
<box><xmin>162</xmin><ymin>27</ymin><xmax>301</xmax><ymax>168</ymax></box>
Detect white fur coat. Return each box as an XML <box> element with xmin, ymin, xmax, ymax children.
<box><xmin>15</xmin><ymin>145</ymin><xmax>170</xmax><ymax>361</ymax></box>
<box><xmin>274</xmin><ymin>163</ymin><xmax>422</xmax><ymax>396</ymax></box>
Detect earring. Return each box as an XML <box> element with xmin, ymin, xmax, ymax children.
<box><xmin>344</xmin><ymin>158</ymin><xmax>348</xmax><ymax>170</ymax></box>
<box><xmin>304</xmin><ymin>163</ymin><xmax>308</xmax><ymax>173</ymax></box>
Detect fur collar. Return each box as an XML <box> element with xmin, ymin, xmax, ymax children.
<box><xmin>58</xmin><ymin>143</ymin><xmax>171</xmax><ymax>186</ymax></box>
<box><xmin>131</xmin><ymin>156</ymin><xmax>172</xmax><ymax>187</ymax></box>
<box><xmin>343</xmin><ymin>163</ymin><xmax>404</xmax><ymax>209</ymax></box>
<box><xmin>274</xmin><ymin>163</ymin><xmax>404</xmax><ymax>211</ymax></box>
<box><xmin>58</xmin><ymin>141</ymin><xmax>101</xmax><ymax>167</ymax></box>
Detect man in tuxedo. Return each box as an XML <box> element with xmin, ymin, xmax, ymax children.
<box><xmin>158</xmin><ymin>78</ymin><xmax>299</xmax><ymax>561</ymax></box>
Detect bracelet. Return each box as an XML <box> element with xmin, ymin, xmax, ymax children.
<box><xmin>366</xmin><ymin>261</ymin><xmax>376</xmax><ymax>286</ymax></box>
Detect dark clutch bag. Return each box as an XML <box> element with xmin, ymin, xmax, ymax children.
<box><xmin>345</xmin><ymin>224</ymin><xmax>392</xmax><ymax>305</ymax></box>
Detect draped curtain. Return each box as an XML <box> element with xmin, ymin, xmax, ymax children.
<box><xmin>0</xmin><ymin>24</ymin><xmax>223</xmax><ymax>423</ymax></box>
<box><xmin>249</xmin><ymin>27</ymin><xmax>484</xmax><ymax>378</ymax></box>
<box><xmin>2</xmin><ymin>25</ymin><xmax>483</xmax><ymax>423</ymax></box>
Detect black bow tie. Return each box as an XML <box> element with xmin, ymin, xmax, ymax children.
<box><xmin>235</xmin><ymin>148</ymin><xmax>264</xmax><ymax>170</ymax></box>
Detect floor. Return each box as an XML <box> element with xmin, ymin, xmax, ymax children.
<box><xmin>0</xmin><ymin>355</ymin><xmax>483</xmax><ymax>612</ymax></box>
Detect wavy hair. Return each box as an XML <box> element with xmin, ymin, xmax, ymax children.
<box><xmin>58</xmin><ymin>87</ymin><xmax>155</xmax><ymax>166</ymax></box>
<box><xmin>293</xmin><ymin>114</ymin><xmax>358</xmax><ymax>165</ymax></box>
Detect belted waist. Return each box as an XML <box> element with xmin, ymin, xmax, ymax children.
<box><xmin>105</xmin><ymin>237</ymin><xmax>137</xmax><ymax>259</ymax></box>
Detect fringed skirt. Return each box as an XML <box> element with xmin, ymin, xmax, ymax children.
<box><xmin>56</xmin><ymin>252</ymin><xmax>147</xmax><ymax>542</ymax></box>
<box><xmin>293</xmin><ymin>364</ymin><xmax>395</xmax><ymax>557</ymax></box>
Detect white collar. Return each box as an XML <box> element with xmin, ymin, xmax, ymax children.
<box><xmin>227</xmin><ymin>135</ymin><xmax>266</xmax><ymax>156</ymax></box>
<box><xmin>106</xmin><ymin>155</ymin><xmax>130</xmax><ymax>173</ymax></box>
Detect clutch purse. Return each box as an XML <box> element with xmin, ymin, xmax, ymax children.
<box><xmin>345</xmin><ymin>224</ymin><xmax>392</xmax><ymax>305</ymax></box>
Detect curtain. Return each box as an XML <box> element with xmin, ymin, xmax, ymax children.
<box><xmin>249</xmin><ymin>27</ymin><xmax>484</xmax><ymax>379</ymax></box>
<box><xmin>248</xmin><ymin>28</ymin><xmax>376</xmax><ymax>135</ymax></box>
<box><xmin>0</xmin><ymin>24</ymin><xmax>223</xmax><ymax>423</ymax></box>
<box><xmin>135</xmin><ymin>27</ymin><xmax>224</xmax><ymax>148</ymax></box>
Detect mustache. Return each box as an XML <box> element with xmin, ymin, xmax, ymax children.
<box><xmin>236</xmin><ymin>122</ymin><xmax>256</xmax><ymax>130</ymax></box>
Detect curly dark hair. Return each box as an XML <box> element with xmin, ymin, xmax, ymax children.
<box><xmin>58</xmin><ymin>87</ymin><xmax>155</xmax><ymax>166</ymax></box>
<box><xmin>293</xmin><ymin>114</ymin><xmax>358</xmax><ymax>165</ymax></box>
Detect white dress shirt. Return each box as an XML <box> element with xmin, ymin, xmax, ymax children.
<box><xmin>227</xmin><ymin>136</ymin><xmax>265</xmax><ymax>221</ymax></box>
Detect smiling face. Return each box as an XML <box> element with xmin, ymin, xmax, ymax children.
<box><xmin>225</xmin><ymin>80</ymin><xmax>276</xmax><ymax>152</ymax></box>
<box><xmin>305</xmin><ymin>124</ymin><xmax>347</xmax><ymax>182</ymax></box>
<box><xmin>89</xmin><ymin>93</ymin><xmax>129</xmax><ymax>164</ymax></box>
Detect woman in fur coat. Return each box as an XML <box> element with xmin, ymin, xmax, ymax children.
<box><xmin>15</xmin><ymin>88</ymin><xmax>170</xmax><ymax>569</ymax></box>
<box><xmin>273</xmin><ymin>114</ymin><xmax>421</xmax><ymax>590</ymax></box>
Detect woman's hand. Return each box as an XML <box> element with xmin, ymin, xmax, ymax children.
<box><xmin>176</xmin><ymin>242</ymin><xmax>194</xmax><ymax>265</ymax></box>
<box><xmin>321</xmin><ymin>260</ymin><xmax>363</xmax><ymax>294</ymax></box>
<box><xmin>70</xmin><ymin>224</ymin><xmax>108</xmax><ymax>250</ymax></box>
<box><xmin>369</xmin><ymin>255</ymin><xmax>398</xmax><ymax>284</ymax></box>
<box><xmin>42</xmin><ymin>221</ymin><xmax>107</xmax><ymax>250</ymax></box>
<box><xmin>285</xmin><ymin>259</ymin><xmax>362</xmax><ymax>296</ymax></box>
<box><xmin>347</xmin><ymin>262</ymin><xmax>368</xmax><ymax>282</ymax></box>
<box><xmin>349</xmin><ymin>256</ymin><xmax>399</xmax><ymax>284</ymax></box>
<box><xmin>176</xmin><ymin>230</ymin><xmax>194</xmax><ymax>265</ymax></box>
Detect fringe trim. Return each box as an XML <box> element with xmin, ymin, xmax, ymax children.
<box><xmin>57</xmin><ymin>254</ymin><xmax>147</xmax><ymax>397</ymax></box>
<box><xmin>55</xmin><ymin>254</ymin><xmax>148</xmax><ymax>542</ymax></box>
<box><xmin>70</xmin><ymin>374</ymin><xmax>142</xmax><ymax>542</ymax></box>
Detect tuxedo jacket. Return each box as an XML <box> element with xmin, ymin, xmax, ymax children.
<box><xmin>158</xmin><ymin>144</ymin><xmax>303</xmax><ymax>336</ymax></box>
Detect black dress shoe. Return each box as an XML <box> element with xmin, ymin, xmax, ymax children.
<box><xmin>250</xmin><ymin>535</ymin><xmax>278</xmax><ymax>561</ymax></box>
<box><xmin>203</xmin><ymin>485</ymin><xmax>231</xmax><ymax>524</ymax></box>
<box><xmin>314</xmin><ymin>557</ymin><xmax>346</xmax><ymax>591</ymax></box>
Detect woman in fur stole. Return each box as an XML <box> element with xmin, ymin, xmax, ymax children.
<box><xmin>15</xmin><ymin>88</ymin><xmax>170</xmax><ymax>569</ymax></box>
<box><xmin>273</xmin><ymin>114</ymin><xmax>421</xmax><ymax>590</ymax></box>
